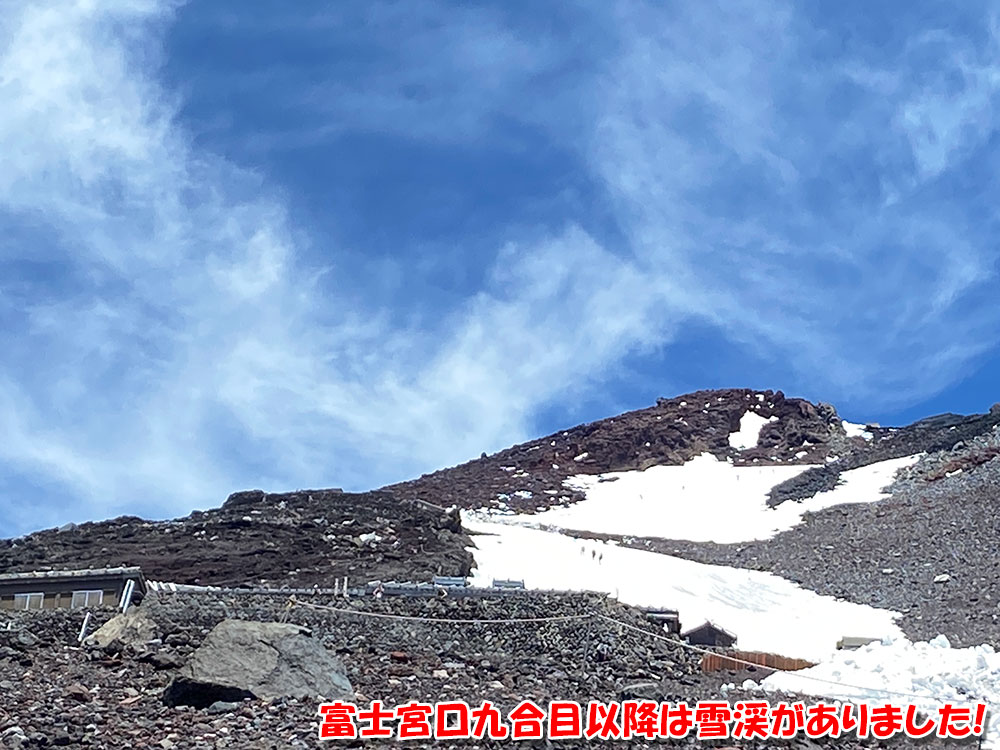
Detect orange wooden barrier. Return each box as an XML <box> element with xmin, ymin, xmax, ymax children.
<box><xmin>700</xmin><ymin>650</ymin><xmax>815</xmax><ymax>673</ymax></box>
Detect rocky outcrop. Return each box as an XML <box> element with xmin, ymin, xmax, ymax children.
<box><xmin>163</xmin><ymin>619</ymin><xmax>352</xmax><ymax>708</ymax></box>
<box><xmin>766</xmin><ymin>406</ymin><xmax>1000</xmax><ymax>507</ymax></box>
<box><xmin>386</xmin><ymin>388</ymin><xmax>847</xmax><ymax>515</ymax></box>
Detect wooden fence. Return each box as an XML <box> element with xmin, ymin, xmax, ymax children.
<box><xmin>700</xmin><ymin>650</ymin><xmax>815</xmax><ymax>673</ymax></box>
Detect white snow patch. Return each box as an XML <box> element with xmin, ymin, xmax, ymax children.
<box><xmin>464</xmin><ymin>517</ymin><xmax>901</xmax><ymax>661</ymax></box>
<box><xmin>489</xmin><ymin>453</ymin><xmax>920</xmax><ymax>544</ymax></box>
<box><xmin>843</xmin><ymin>421</ymin><xmax>874</xmax><ymax>440</ymax></box>
<box><xmin>748</xmin><ymin>636</ymin><xmax>999</xmax><ymax>746</ymax></box>
<box><xmin>729</xmin><ymin>411</ymin><xmax>778</xmax><ymax>450</ymax></box>
<box><xmin>573</xmin><ymin>452</ymin><xmax>589</xmax><ymax>462</ymax></box>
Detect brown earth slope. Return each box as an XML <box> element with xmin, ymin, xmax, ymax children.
<box><xmin>0</xmin><ymin>489</ymin><xmax>472</xmax><ymax>586</ymax></box>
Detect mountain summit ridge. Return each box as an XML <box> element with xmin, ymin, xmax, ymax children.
<box><xmin>2</xmin><ymin>387</ymin><xmax>998</xmax><ymax>598</ymax></box>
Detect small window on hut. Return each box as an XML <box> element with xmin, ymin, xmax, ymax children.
<box><xmin>13</xmin><ymin>592</ymin><xmax>44</xmax><ymax>610</ymax></box>
<box><xmin>70</xmin><ymin>590</ymin><xmax>104</xmax><ymax>608</ymax></box>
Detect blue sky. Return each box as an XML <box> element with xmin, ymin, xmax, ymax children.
<box><xmin>2</xmin><ymin>1</ymin><xmax>999</xmax><ymax>537</ymax></box>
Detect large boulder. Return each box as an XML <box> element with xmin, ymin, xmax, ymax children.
<box><xmin>85</xmin><ymin>609</ymin><xmax>159</xmax><ymax>652</ymax></box>
<box><xmin>163</xmin><ymin>620</ymin><xmax>352</xmax><ymax>708</ymax></box>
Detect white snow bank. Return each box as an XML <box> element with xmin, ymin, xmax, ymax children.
<box><xmin>463</xmin><ymin>517</ymin><xmax>902</xmax><ymax>661</ymax></box>
<box><xmin>843</xmin><ymin>421</ymin><xmax>874</xmax><ymax>440</ymax></box>
<box><xmin>746</xmin><ymin>635</ymin><xmax>999</xmax><ymax>746</ymax></box>
<box><xmin>495</xmin><ymin>453</ymin><xmax>920</xmax><ymax>544</ymax></box>
<box><xmin>729</xmin><ymin>411</ymin><xmax>778</xmax><ymax>449</ymax></box>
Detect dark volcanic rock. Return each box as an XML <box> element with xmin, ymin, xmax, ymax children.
<box><xmin>2</xmin><ymin>387</ymin><xmax>998</xmax><ymax>748</ymax></box>
<box><xmin>0</xmin><ymin>489</ymin><xmax>473</xmax><ymax>587</ymax></box>
<box><xmin>164</xmin><ymin>619</ymin><xmax>352</xmax><ymax>709</ymax></box>
<box><xmin>767</xmin><ymin>407</ymin><xmax>1000</xmax><ymax>507</ymax></box>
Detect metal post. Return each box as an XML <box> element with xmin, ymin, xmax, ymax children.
<box><xmin>77</xmin><ymin>612</ymin><xmax>92</xmax><ymax>644</ymax></box>
<box><xmin>120</xmin><ymin>579</ymin><xmax>135</xmax><ymax>613</ymax></box>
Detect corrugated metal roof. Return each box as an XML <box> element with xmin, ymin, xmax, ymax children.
<box><xmin>0</xmin><ymin>566</ymin><xmax>144</xmax><ymax>582</ymax></box>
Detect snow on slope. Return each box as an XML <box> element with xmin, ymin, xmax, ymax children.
<box><xmin>745</xmin><ymin>636</ymin><xmax>1000</xmax><ymax>747</ymax></box>
<box><xmin>729</xmin><ymin>411</ymin><xmax>778</xmax><ymax>449</ymax></box>
<box><xmin>464</xmin><ymin>517</ymin><xmax>902</xmax><ymax>661</ymax></box>
<box><xmin>842</xmin><ymin>420</ymin><xmax>874</xmax><ymax>440</ymax></box>
<box><xmin>495</xmin><ymin>453</ymin><xmax>920</xmax><ymax>544</ymax></box>
<box><xmin>465</xmin><ymin>448</ymin><xmax>993</xmax><ymax>731</ymax></box>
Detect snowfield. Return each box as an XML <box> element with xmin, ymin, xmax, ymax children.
<box><xmin>744</xmin><ymin>636</ymin><xmax>1000</xmax><ymax>747</ymax></box>
<box><xmin>464</xmin><ymin>516</ymin><xmax>902</xmax><ymax>662</ymax></box>
<box><xmin>842</xmin><ymin>420</ymin><xmax>875</xmax><ymax>440</ymax></box>
<box><xmin>494</xmin><ymin>452</ymin><xmax>921</xmax><ymax>544</ymax></box>
<box><xmin>463</xmin><ymin>448</ymin><xmax>998</xmax><ymax>731</ymax></box>
<box><xmin>729</xmin><ymin>411</ymin><xmax>778</xmax><ymax>449</ymax></box>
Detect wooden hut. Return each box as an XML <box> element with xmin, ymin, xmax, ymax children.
<box><xmin>682</xmin><ymin>621</ymin><xmax>737</xmax><ymax>648</ymax></box>
<box><xmin>0</xmin><ymin>567</ymin><xmax>146</xmax><ymax>611</ymax></box>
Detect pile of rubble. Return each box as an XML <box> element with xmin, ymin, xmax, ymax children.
<box><xmin>2</xmin><ymin>590</ymin><xmax>980</xmax><ymax>748</ymax></box>
<box><xmin>0</xmin><ymin>591</ymin><xmax>707</xmax><ymax>749</ymax></box>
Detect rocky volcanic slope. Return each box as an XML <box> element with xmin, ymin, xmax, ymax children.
<box><xmin>385</xmin><ymin>388</ymin><xmax>855</xmax><ymax>514</ymax></box>
<box><xmin>3</xmin><ymin>386</ymin><xmax>997</xmax><ymax>600</ymax></box>
<box><xmin>642</xmin><ymin>421</ymin><xmax>1000</xmax><ymax>648</ymax></box>
<box><xmin>2</xmin><ymin>388</ymin><xmax>999</xmax><ymax>749</ymax></box>
<box><xmin>384</xmin><ymin>388</ymin><xmax>1000</xmax><ymax>648</ymax></box>
<box><xmin>0</xmin><ymin>490</ymin><xmax>472</xmax><ymax>587</ymax></box>
<box><xmin>1</xmin><ymin>387</ymin><xmax>867</xmax><ymax>589</ymax></box>
<box><xmin>765</xmin><ymin>406</ymin><xmax>1000</xmax><ymax>506</ymax></box>
<box><xmin>0</xmin><ymin>593</ymin><xmax>973</xmax><ymax>749</ymax></box>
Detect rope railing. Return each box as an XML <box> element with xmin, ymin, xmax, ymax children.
<box><xmin>145</xmin><ymin>581</ymin><xmax>992</xmax><ymax>730</ymax></box>
<box><xmin>290</xmin><ymin>596</ymin><xmax>593</xmax><ymax>624</ymax></box>
<box><xmin>277</xmin><ymin>595</ymin><xmax>992</xmax><ymax>715</ymax></box>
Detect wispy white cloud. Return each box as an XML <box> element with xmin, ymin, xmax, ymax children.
<box><xmin>584</xmin><ymin>0</ymin><xmax>1000</xmax><ymax>403</ymax></box>
<box><xmin>0</xmin><ymin>1</ymin><xmax>663</xmax><ymax>535</ymax></box>
<box><xmin>1</xmin><ymin>0</ymin><xmax>999</xmax><ymax>537</ymax></box>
